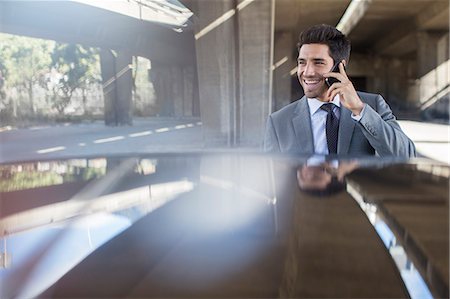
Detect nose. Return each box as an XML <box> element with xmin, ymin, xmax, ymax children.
<box><xmin>303</xmin><ymin>62</ymin><xmax>314</xmax><ymax>76</ymax></box>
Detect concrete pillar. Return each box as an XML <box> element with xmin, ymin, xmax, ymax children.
<box><xmin>436</xmin><ymin>33</ymin><xmax>449</xmax><ymax>93</ymax></box>
<box><xmin>149</xmin><ymin>64</ymin><xmax>198</xmax><ymax>117</ymax></box>
<box><xmin>100</xmin><ymin>49</ymin><xmax>133</xmax><ymax>125</ymax></box>
<box><xmin>416</xmin><ymin>31</ymin><xmax>447</xmax><ymax>107</ymax></box>
<box><xmin>193</xmin><ymin>0</ymin><xmax>238</xmax><ymax>147</ymax></box>
<box><xmin>149</xmin><ymin>64</ymin><xmax>173</xmax><ymax>116</ymax></box>
<box><xmin>273</xmin><ymin>32</ymin><xmax>294</xmax><ymax>111</ymax></box>
<box><xmin>194</xmin><ymin>0</ymin><xmax>273</xmax><ymax>147</ymax></box>
<box><xmin>417</xmin><ymin>31</ymin><xmax>440</xmax><ymax>77</ymax></box>
<box><xmin>419</xmin><ymin>32</ymin><xmax>450</xmax><ymax>117</ymax></box>
<box><xmin>238</xmin><ymin>0</ymin><xmax>273</xmax><ymax>147</ymax></box>
<box><xmin>182</xmin><ymin>67</ymin><xmax>199</xmax><ymax>117</ymax></box>
<box><xmin>387</xmin><ymin>59</ymin><xmax>409</xmax><ymax>105</ymax></box>
<box><xmin>371</xmin><ymin>56</ymin><xmax>388</xmax><ymax>98</ymax></box>
<box><xmin>349</xmin><ymin>54</ymin><xmax>416</xmax><ymax>110</ymax></box>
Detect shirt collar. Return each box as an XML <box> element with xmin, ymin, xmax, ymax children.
<box><xmin>307</xmin><ymin>94</ymin><xmax>341</xmax><ymax>116</ymax></box>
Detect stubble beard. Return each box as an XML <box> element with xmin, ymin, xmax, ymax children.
<box><xmin>300</xmin><ymin>76</ymin><xmax>328</xmax><ymax>101</ymax></box>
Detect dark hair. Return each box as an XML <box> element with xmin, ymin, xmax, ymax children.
<box><xmin>297</xmin><ymin>24</ymin><xmax>351</xmax><ymax>65</ymax></box>
<box><xmin>299</xmin><ymin>176</ymin><xmax>346</xmax><ymax>197</ymax></box>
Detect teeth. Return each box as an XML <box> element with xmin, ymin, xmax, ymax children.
<box><xmin>305</xmin><ymin>80</ymin><xmax>320</xmax><ymax>84</ymax></box>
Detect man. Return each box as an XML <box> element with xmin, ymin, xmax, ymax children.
<box><xmin>264</xmin><ymin>24</ymin><xmax>416</xmax><ymax>157</ymax></box>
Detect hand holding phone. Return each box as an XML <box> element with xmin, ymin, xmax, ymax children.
<box><xmin>325</xmin><ymin>61</ymin><xmax>345</xmax><ymax>87</ymax></box>
<box><xmin>324</xmin><ymin>61</ymin><xmax>365</xmax><ymax>115</ymax></box>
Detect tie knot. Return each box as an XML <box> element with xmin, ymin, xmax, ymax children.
<box><xmin>320</xmin><ymin>103</ymin><xmax>335</xmax><ymax>113</ymax></box>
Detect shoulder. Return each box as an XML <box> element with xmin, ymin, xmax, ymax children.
<box><xmin>357</xmin><ymin>91</ymin><xmax>383</xmax><ymax>102</ymax></box>
<box><xmin>269</xmin><ymin>98</ymin><xmax>303</xmax><ymax>120</ymax></box>
<box><xmin>357</xmin><ymin>91</ymin><xmax>385</xmax><ymax>109</ymax></box>
<box><xmin>357</xmin><ymin>91</ymin><xmax>395</xmax><ymax>119</ymax></box>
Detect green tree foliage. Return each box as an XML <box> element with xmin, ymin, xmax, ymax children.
<box><xmin>0</xmin><ymin>34</ymin><xmax>101</xmax><ymax>122</ymax></box>
<box><xmin>0</xmin><ymin>33</ymin><xmax>54</xmax><ymax>115</ymax></box>
<box><xmin>49</xmin><ymin>43</ymin><xmax>101</xmax><ymax>114</ymax></box>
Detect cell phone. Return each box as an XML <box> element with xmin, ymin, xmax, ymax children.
<box><xmin>325</xmin><ymin>61</ymin><xmax>344</xmax><ymax>87</ymax></box>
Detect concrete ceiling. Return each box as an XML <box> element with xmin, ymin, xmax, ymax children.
<box><xmin>275</xmin><ymin>0</ymin><xmax>351</xmax><ymax>32</ymax></box>
<box><xmin>2</xmin><ymin>0</ymin><xmax>446</xmax><ymax>62</ymax></box>
<box><xmin>275</xmin><ymin>0</ymin><xmax>449</xmax><ymax>57</ymax></box>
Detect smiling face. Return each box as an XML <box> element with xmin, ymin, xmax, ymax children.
<box><xmin>297</xmin><ymin>43</ymin><xmax>334</xmax><ymax>102</ymax></box>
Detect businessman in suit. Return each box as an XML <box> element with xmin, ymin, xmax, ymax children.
<box><xmin>264</xmin><ymin>24</ymin><xmax>416</xmax><ymax>157</ymax></box>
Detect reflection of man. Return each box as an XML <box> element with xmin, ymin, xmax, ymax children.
<box><xmin>264</xmin><ymin>24</ymin><xmax>416</xmax><ymax>157</ymax></box>
<box><xmin>296</xmin><ymin>160</ymin><xmax>358</xmax><ymax>196</ymax></box>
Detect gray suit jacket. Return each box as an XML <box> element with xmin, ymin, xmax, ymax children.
<box><xmin>264</xmin><ymin>91</ymin><xmax>416</xmax><ymax>157</ymax></box>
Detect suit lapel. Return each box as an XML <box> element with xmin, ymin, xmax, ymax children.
<box><xmin>292</xmin><ymin>98</ymin><xmax>314</xmax><ymax>154</ymax></box>
<box><xmin>338</xmin><ymin>107</ymin><xmax>356</xmax><ymax>154</ymax></box>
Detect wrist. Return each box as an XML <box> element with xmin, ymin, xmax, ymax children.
<box><xmin>351</xmin><ymin>102</ymin><xmax>365</xmax><ymax>116</ymax></box>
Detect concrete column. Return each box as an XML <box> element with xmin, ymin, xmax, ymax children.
<box><xmin>371</xmin><ymin>56</ymin><xmax>388</xmax><ymax>98</ymax></box>
<box><xmin>349</xmin><ymin>54</ymin><xmax>415</xmax><ymax>110</ymax></box>
<box><xmin>193</xmin><ymin>0</ymin><xmax>237</xmax><ymax>147</ymax></box>
<box><xmin>149</xmin><ymin>64</ymin><xmax>198</xmax><ymax>117</ymax></box>
<box><xmin>370</xmin><ymin>56</ymin><xmax>415</xmax><ymax>109</ymax></box>
<box><xmin>177</xmin><ymin>66</ymin><xmax>199</xmax><ymax>117</ymax></box>
<box><xmin>387</xmin><ymin>59</ymin><xmax>409</xmax><ymax>105</ymax></box>
<box><xmin>149</xmin><ymin>64</ymin><xmax>173</xmax><ymax>116</ymax></box>
<box><xmin>171</xmin><ymin>66</ymin><xmax>184</xmax><ymax>117</ymax></box>
<box><xmin>100</xmin><ymin>49</ymin><xmax>133</xmax><ymax>125</ymax></box>
<box><xmin>182</xmin><ymin>67</ymin><xmax>198</xmax><ymax>117</ymax></box>
<box><xmin>194</xmin><ymin>0</ymin><xmax>273</xmax><ymax>147</ymax></box>
<box><xmin>273</xmin><ymin>32</ymin><xmax>294</xmax><ymax>111</ymax></box>
<box><xmin>436</xmin><ymin>33</ymin><xmax>449</xmax><ymax>93</ymax></box>
<box><xmin>416</xmin><ymin>31</ymin><xmax>447</xmax><ymax>107</ymax></box>
<box><xmin>237</xmin><ymin>0</ymin><xmax>273</xmax><ymax>147</ymax></box>
<box><xmin>417</xmin><ymin>31</ymin><xmax>440</xmax><ymax>78</ymax></box>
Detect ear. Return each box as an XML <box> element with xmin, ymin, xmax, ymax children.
<box><xmin>341</xmin><ymin>59</ymin><xmax>347</xmax><ymax>67</ymax></box>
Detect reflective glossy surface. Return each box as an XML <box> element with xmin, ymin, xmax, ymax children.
<box><xmin>0</xmin><ymin>153</ymin><xmax>448</xmax><ymax>298</ymax></box>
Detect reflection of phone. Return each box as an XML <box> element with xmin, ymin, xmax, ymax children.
<box><xmin>325</xmin><ymin>61</ymin><xmax>344</xmax><ymax>87</ymax></box>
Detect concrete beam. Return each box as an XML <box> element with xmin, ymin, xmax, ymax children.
<box><xmin>416</xmin><ymin>0</ymin><xmax>449</xmax><ymax>30</ymax></box>
<box><xmin>0</xmin><ymin>1</ymin><xmax>195</xmax><ymax>66</ymax></box>
<box><xmin>336</xmin><ymin>0</ymin><xmax>372</xmax><ymax>35</ymax></box>
<box><xmin>374</xmin><ymin>1</ymin><xmax>449</xmax><ymax>57</ymax></box>
<box><xmin>373</xmin><ymin>21</ymin><xmax>417</xmax><ymax>56</ymax></box>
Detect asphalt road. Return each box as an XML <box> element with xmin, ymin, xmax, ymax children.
<box><xmin>0</xmin><ymin>118</ymin><xmax>203</xmax><ymax>163</ymax></box>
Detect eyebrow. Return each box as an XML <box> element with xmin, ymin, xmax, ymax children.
<box><xmin>297</xmin><ymin>58</ymin><xmax>327</xmax><ymax>62</ymax></box>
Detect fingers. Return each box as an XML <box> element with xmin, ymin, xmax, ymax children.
<box><xmin>338</xmin><ymin>62</ymin><xmax>349</xmax><ymax>79</ymax></box>
<box><xmin>323</xmin><ymin>71</ymin><xmax>343</xmax><ymax>82</ymax></box>
<box><xmin>324</xmin><ymin>61</ymin><xmax>347</xmax><ymax>81</ymax></box>
<box><xmin>326</xmin><ymin>82</ymin><xmax>344</xmax><ymax>99</ymax></box>
<box><xmin>328</xmin><ymin>89</ymin><xmax>341</xmax><ymax>102</ymax></box>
